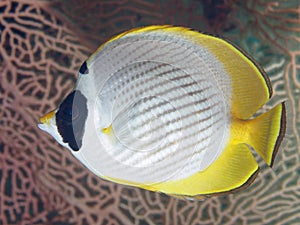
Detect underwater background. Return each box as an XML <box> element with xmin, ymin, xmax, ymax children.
<box><xmin>0</xmin><ymin>0</ymin><xmax>299</xmax><ymax>224</ymax></box>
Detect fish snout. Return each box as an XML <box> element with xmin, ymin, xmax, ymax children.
<box><xmin>39</xmin><ymin>110</ymin><xmax>56</xmax><ymax>125</ymax></box>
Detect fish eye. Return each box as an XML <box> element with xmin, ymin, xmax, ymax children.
<box><xmin>61</xmin><ymin>103</ymin><xmax>80</xmax><ymax>122</ymax></box>
<box><xmin>60</xmin><ymin>105</ymin><xmax>73</xmax><ymax>122</ymax></box>
<box><xmin>63</xmin><ymin>106</ymin><xmax>72</xmax><ymax>117</ymax></box>
<box><xmin>57</xmin><ymin>91</ymin><xmax>81</xmax><ymax>122</ymax></box>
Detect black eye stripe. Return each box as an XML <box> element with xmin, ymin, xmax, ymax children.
<box><xmin>79</xmin><ymin>61</ymin><xmax>89</xmax><ymax>75</ymax></box>
<box><xmin>56</xmin><ymin>90</ymin><xmax>88</xmax><ymax>151</ymax></box>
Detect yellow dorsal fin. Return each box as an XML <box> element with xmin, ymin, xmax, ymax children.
<box><xmin>175</xmin><ymin>30</ymin><xmax>272</xmax><ymax>119</ymax></box>
<box><xmin>105</xmin><ymin>25</ymin><xmax>272</xmax><ymax>120</ymax></box>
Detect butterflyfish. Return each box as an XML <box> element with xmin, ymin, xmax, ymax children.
<box><xmin>38</xmin><ymin>25</ymin><xmax>286</xmax><ymax>199</ymax></box>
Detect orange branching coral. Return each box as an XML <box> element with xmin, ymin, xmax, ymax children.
<box><xmin>1</xmin><ymin>0</ymin><xmax>300</xmax><ymax>225</ymax></box>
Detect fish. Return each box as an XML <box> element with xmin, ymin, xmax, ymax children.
<box><xmin>38</xmin><ymin>25</ymin><xmax>286</xmax><ymax>199</ymax></box>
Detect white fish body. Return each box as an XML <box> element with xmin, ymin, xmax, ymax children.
<box><xmin>39</xmin><ymin>26</ymin><xmax>286</xmax><ymax>198</ymax></box>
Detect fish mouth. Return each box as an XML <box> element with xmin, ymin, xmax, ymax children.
<box><xmin>37</xmin><ymin>123</ymin><xmax>48</xmax><ymax>131</ymax></box>
<box><xmin>39</xmin><ymin>110</ymin><xmax>56</xmax><ymax>125</ymax></box>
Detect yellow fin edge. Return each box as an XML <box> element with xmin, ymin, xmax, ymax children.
<box><xmin>102</xmin><ymin>143</ymin><xmax>259</xmax><ymax>197</ymax></box>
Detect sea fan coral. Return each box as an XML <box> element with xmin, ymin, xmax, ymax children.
<box><xmin>1</xmin><ymin>0</ymin><xmax>299</xmax><ymax>224</ymax></box>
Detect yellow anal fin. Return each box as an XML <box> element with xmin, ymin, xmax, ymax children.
<box><xmin>149</xmin><ymin>143</ymin><xmax>259</xmax><ymax>197</ymax></box>
<box><xmin>247</xmin><ymin>103</ymin><xmax>286</xmax><ymax>167</ymax></box>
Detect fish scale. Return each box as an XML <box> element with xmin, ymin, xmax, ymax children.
<box><xmin>98</xmin><ymin>61</ymin><xmax>226</xmax><ymax>182</ymax></box>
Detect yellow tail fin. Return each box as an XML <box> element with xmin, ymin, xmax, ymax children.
<box><xmin>248</xmin><ymin>103</ymin><xmax>286</xmax><ymax>167</ymax></box>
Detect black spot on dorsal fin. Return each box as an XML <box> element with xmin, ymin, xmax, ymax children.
<box><xmin>79</xmin><ymin>61</ymin><xmax>89</xmax><ymax>75</ymax></box>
